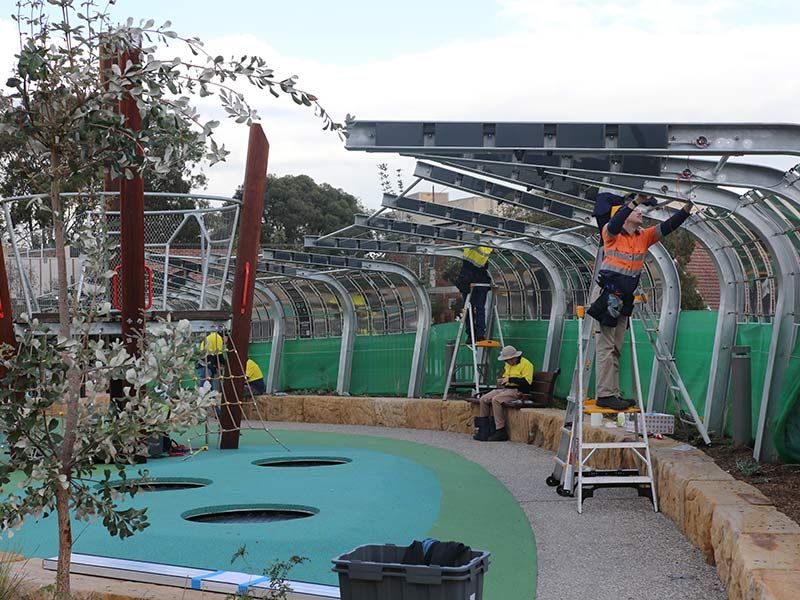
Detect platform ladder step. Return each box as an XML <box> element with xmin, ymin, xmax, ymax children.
<box><xmin>553</xmin><ymin>299</ymin><xmax>660</xmax><ymax>514</ymax></box>
<box><xmin>443</xmin><ymin>283</ymin><xmax>504</xmax><ymax>401</ymax></box>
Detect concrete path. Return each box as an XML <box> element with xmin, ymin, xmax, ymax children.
<box><xmin>259</xmin><ymin>421</ymin><xmax>727</xmax><ymax>600</ymax></box>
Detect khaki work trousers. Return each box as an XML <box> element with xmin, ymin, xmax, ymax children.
<box><xmin>595</xmin><ymin>316</ymin><xmax>628</xmax><ymax>399</ymax></box>
<box><xmin>479</xmin><ymin>388</ymin><xmax>521</xmax><ymax>429</ymax></box>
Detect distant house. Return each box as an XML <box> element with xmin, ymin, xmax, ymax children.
<box><xmin>686</xmin><ymin>245</ymin><xmax>720</xmax><ymax>309</ymax></box>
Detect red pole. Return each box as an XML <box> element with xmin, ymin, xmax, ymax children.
<box><xmin>118</xmin><ymin>47</ymin><xmax>145</xmax><ymax>364</ymax></box>
<box><xmin>220</xmin><ymin>124</ymin><xmax>269</xmax><ymax>449</ymax></box>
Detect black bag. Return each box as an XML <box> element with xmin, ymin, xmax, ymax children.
<box><xmin>401</xmin><ymin>539</ymin><xmax>472</xmax><ymax>567</ymax></box>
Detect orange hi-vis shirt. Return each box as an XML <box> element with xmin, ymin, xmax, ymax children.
<box><xmin>600</xmin><ymin>224</ymin><xmax>661</xmax><ymax>278</ymax></box>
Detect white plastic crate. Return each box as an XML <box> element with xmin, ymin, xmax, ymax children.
<box><xmin>625</xmin><ymin>412</ymin><xmax>675</xmax><ymax>435</ymax></box>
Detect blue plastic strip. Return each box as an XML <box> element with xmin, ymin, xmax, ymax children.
<box><xmin>238</xmin><ymin>576</ymin><xmax>270</xmax><ymax>594</ymax></box>
<box><xmin>191</xmin><ymin>570</ymin><xmax>226</xmax><ymax>590</ymax></box>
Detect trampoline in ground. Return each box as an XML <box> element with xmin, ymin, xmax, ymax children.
<box><xmin>1</xmin><ymin>428</ymin><xmax>537</xmax><ymax>600</ymax></box>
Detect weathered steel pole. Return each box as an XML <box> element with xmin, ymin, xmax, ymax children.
<box><xmin>118</xmin><ymin>47</ymin><xmax>146</xmax><ymax>367</ymax></box>
<box><xmin>220</xmin><ymin>125</ymin><xmax>269</xmax><ymax>449</ymax></box>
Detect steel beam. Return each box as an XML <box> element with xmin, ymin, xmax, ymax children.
<box><xmin>346</xmin><ymin>120</ymin><xmax>800</xmax><ymax>156</ymax></box>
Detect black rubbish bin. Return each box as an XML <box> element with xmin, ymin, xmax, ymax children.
<box><xmin>332</xmin><ymin>543</ymin><xmax>490</xmax><ymax>600</ymax></box>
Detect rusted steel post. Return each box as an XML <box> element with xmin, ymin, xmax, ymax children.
<box><xmin>99</xmin><ymin>40</ymin><xmax>122</xmax><ymax>205</ymax></box>
<box><xmin>118</xmin><ymin>47</ymin><xmax>145</xmax><ymax>363</ymax></box>
<box><xmin>220</xmin><ymin>125</ymin><xmax>269</xmax><ymax>449</ymax></box>
<box><xmin>0</xmin><ymin>241</ymin><xmax>16</xmax><ymax>379</ymax></box>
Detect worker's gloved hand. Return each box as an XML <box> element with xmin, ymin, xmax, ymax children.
<box><xmin>607</xmin><ymin>294</ymin><xmax>622</xmax><ymax>319</ymax></box>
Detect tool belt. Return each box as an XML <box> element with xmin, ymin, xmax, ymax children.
<box><xmin>587</xmin><ymin>278</ymin><xmax>634</xmax><ymax>327</ymax></box>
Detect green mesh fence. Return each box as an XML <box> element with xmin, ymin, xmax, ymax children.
<box><xmin>247</xmin><ymin>313</ymin><xmax>800</xmax><ymax>461</ymax></box>
<box><xmin>775</xmin><ymin>331</ymin><xmax>800</xmax><ymax>462</ymax></box>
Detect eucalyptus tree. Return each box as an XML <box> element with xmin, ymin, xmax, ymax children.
<box><xmin>0</xmin><ymin>1</ymin><xmax>346</xmax><ymax>596</ymax></box>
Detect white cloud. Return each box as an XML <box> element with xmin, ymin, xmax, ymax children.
<box><xmin>2</xmin><ymin>2</ymin><xmax>800</xmax><ymax>208</ymax></box>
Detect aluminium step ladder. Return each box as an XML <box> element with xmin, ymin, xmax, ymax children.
<box><xmin>443</xmin><ymin>283</ymin><xmax>504</xmax><ymax>400</ymax></box>
<box><xmin>559</xmin><ymin>306</ymin><xmax>658</xmax><ymax>513</ymax></box>
<box><xmin>547</xmin><ymin>291</ymin><xmax>713</xmax><ymax>492</ymax></box>
<box><xmin>634</xmin><ymin>294</ymin><xmax>711</xmax><ymax>445</ymax></box>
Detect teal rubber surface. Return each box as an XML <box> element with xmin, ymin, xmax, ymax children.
<box><xmin>1</xmin><ymin>429</ymin><xmax>536</xmax><ymax>599</ymax></box>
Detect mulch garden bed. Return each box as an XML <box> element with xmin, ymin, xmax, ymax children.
<box><xmin>702</xmin><ymin>440</ymin><xmax>800</xmax><ymax>525</ymax></box>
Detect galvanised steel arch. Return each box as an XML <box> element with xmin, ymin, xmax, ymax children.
<box><xmin>343</xmin><ymin>119</ymin><xmax>800</xmax><ymax>461</ymax></box>
<box><xmin>261</xmin><ymin>250</ymin><xmax>432</xmax><ymax>398</ymax></box>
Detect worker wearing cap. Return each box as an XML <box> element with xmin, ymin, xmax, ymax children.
<box><xmin>455</xmin><ymin>236</ymin><xmax>493</xmax><ymax>343</ymax></box>
<box><xmin>589</xmin><ymin>192</ymin><xmax>692</xmax><ymax>410</ymax></box>
<box><xmin>244</xmin><ymin>358</ymin><xmax>266</xmax><ymax>396</ymax></box>
<box><xmin>473</xmin><ymin>345</ymin><xmax>534</xmax><ymax>442</ymax></box>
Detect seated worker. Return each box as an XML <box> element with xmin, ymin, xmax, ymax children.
<box><xmin>244</xmin><ymin>358</ymin><xmax>267</xmax><ymax>396</ymax></box>
<box><xmin>474</xmin><ymin>345</ymin><xmax>534</xmax><ymax>442</ymax></box>
<box><xmin>589</xmin><ymin>191</ymin><xmax>691</xmax><ymax>410</ymax></box>
<box><xmin>454</xmin><ymin>236</ymin><xmax>493</xmax><ymax>343</ymax></box>
<box><xmin>196</xmin><ymin>328</ymin><xmax>227</xmax><ymax>392</ymax></box>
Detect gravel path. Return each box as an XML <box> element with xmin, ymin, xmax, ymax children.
<box><xmin>254</xmin><ymin>421</ymin><xmax>728</xmax><ymax>600</ymax></box>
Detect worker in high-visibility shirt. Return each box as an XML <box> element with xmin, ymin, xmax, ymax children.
<box><xmin>588</xmin><ymin>191</ymin><xmax>692</xmax><ymax>410</ymax></box>
<box><xmin>474</xmin><ymin>345</ymin><xmax>534</xmax><ymax>442</ymax></box>
<box><xmin>454</xmin><ymin>238</ymin><xmax>493</xmax><ymax>343</ymax></box>
<box><xmin>196</xmin><ymin>329</ymin><xmax>227</xmax><ymax>391</ymax></box>
<box><xmin>244</xmin><ymin>358</ymin><xmax>266</xmax><ymax>396</ymax></box>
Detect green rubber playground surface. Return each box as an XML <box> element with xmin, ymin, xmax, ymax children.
<box><xmin>1</xmin><ymin>430</ymin><xmax>537</xmax><ymax>599</ymax></box>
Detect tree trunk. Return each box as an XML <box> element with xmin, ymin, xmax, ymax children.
<box><xmin>51</xmin><ymin>174</ymin><xmax>80</xmax><ymax>598</ymax></box>
<box><xmin>54</xmin><ymin>485</ymin><xmax>73</xmax><ymax>599</ymax></box>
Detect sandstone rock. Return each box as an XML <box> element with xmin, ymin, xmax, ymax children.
<box><xmin>744</xmin><ymin>569</ymin><xmax>800</xmax><ymax>600</ymax></box>
<box><xmin>729</xmin><ymin>534</ymin><xmax>800</xmax><ymax>600</ymax></box>
<box><xmin>302</xmin><ymin>395</ymin><xmax>344</xmax><ymax>424</ymax></box>
<box><xmin>340</xmin><ymin>397</ymin><xmax>377</xmax><ymax>426</ymax></box>
<box><xmin>711</xmin><ymin>505</ymin><xmax>800</xmax><ymax>589</ymax></box>
<box><xmin>508</xmin><ymin>409</ymin><xmax>537</xmax><ymax>442</ymax></box>
<box><xmin>654</xmin><ymin>453</ymin><xmax>733</xmax><ymax>529</ymax></box>
<box><xmin>684</xmin><ymin>479</ymin><xmax>771</xmax><ymax>563</ymax></box>
<box><xmin>264</xmin><ymin>395</ymin><xmax>303</xmax><ymax>422</ymax></box>
<box><xmin>404</xmin><ymin>399</ymin><xmax>443</xmax><ymax>430</ymax></box>
<box><xmin>442</xmin><ymin>401</ymin><xmax>473</xmax><ymax>433</ymax></box>
<box><xmin>526</xmin><ymin>409</ymin><xmax>563</xmax><ymax>451</ymax></box>
<box><xmin>374</xmin><ymin>398</ymin><xmax>407</xmax><ymax>428</ymax></box>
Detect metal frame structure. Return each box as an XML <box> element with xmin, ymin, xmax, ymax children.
<box><xmin>258</xmin><ymin>263</ymin><xmax>356</xmax><ymax>396</ymax></box>
<box><xmin>260</xmin><ymin>250</ymin><xmax>432</xmax><ymax>398</ymax></box>
<box><xmin>306</xmin><ymin>226</ymin><xmax>569</xmax><ymax>370</ymax></box>
<box><xmin>343</xmin><ymin>120</ymin><xmax>800</xmax><ymax>461</ymax></box>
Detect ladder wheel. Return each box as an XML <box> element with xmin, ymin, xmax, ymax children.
<box><xmin>545</xmin><ymin>475</ymin><xmax>560</xmax><ymax>487</ymax></box>
<box><xmin>556</xmin><ymin>485</ymin><xmax>573</xmax><ymax>497</ymax></box>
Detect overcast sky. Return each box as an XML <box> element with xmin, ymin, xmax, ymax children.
<box><xmin>2</xmin><ymin>0</ymin><xmax>800</xmax><ymax>207</ymax></box>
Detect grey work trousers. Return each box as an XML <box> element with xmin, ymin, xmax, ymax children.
<box><xmin>595</xmin><ymin>316</ymin><xmax>628</xmax><ymax>399</ymax></box>
<box><xmin>479</xmin><ymin>388</ymin><xmax>521</xmax><ymax>429</ymax></box>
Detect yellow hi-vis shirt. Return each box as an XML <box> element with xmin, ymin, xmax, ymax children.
<box><xmin>200</xmin><ymin>332</ymin><xmax>225</xmax><ymax>355</ymax></box>
<box><xmin>246</xmin><ymin>359</ymin><xmax>264</xmax><ymax>382</ymax></box>
<box><xmin>502</xmin><ymin>357</ymin><xmax>534</xmax><ymax>386</ymax></box>
<box><xmin>463</xmin><ymin>245</ymin><xmax>493</xmax><ymax>268</ymax></box>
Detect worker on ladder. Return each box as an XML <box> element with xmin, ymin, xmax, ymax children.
<box><xmin>455</xmin><ymin>233</ymin><xmax>494</xmax><ymax>343</ymax></box>
<box><xmin>588</xmin><ymin>191</ymin><xmax>692</xmax><ymax>410</ymax></box>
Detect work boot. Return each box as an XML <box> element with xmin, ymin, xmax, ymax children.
<box><xmin>473</xmin><ymin>416</ymin><xmax>492</xmax><ymax>441</ymax></box>
<box><xmin>488</xmin><ymin>427</ymin><xmax>509</xmax><ymax>442</ymax></box>
<box><xmin>596</xmin><ymin>396</ymin><xmax>631</xmax><ymax>411</ymax></box>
